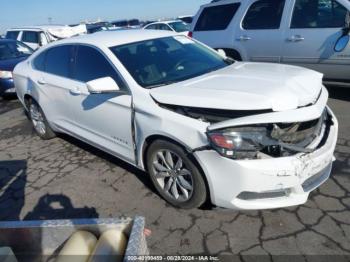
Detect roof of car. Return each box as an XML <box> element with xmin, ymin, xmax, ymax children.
<box><xmin>147</xmin><ymin>20</ymin><xmax>182</xmax><ymax>25</ymax></box>
<box><xmin>53</xmin><ymin>29</ymin><xmax>177</xmax><ymax>48</ymax></box>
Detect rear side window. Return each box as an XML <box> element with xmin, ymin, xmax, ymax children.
<box><xmin>242</xmin><ymin>0</ymin><xmax>286</xmax><ymax>30</ymax></box>
<box><xmin>22</xmin><ymin>31</ymin><xmax>39</xmax><ymax>44</ymax></box>
<box><xmin>73</xmin><ymin>45</ymin><xmax>124</xmax><ymax>88</ymax></box>
<box><xmin>5</xmin><ymin>31</ymin><xmax>20</xmax><ymax>40</ymax></box>
<box><xmin>291</xmin><ymin>0</ymin><xmax>348</xmax><ymax>28</ymax></box>
<box><xmin>45</xmin><ymin>45</ymin><xmax>74</xmax><ymax>78</ymax></box>
<box><xmin>33</xmin><ymin>51</ymin><xmax>46</xmax><ymax>71</ymax></box>
<box><xmin>194</xmin><ymin>3</ymin><xmax>241</xmax><ymax>31</ymax></box>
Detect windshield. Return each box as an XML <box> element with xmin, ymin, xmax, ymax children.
<box><xmin>110</xmin><ymin>36</ymin><xmax>232</xmax><ymax>88</ymax></box>
<box><xmin>0</xmin><ymin>41</ymin><xmax>33</xmax><ymax>60</ymax></box>
<box><xmin>169</xmin><ymin>21</ymin><xmax>190</xmax><ymax>32</ymax></box>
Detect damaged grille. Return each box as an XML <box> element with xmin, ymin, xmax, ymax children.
<box><xmin>271</xmin><ymin>119</ymin><xmax>320</xmax><ymax>144</ymax></box>
<box><xmin>262</xmin><ymin>110</ymin><xmax>332</xmax><ymax>157</ymax></box>
<box><xmin>270</xmin><ymin>111</ymin><xmax>326</xmax><ymax>148</ymax></box>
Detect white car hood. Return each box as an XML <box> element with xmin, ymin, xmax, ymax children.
<box><xmin>150</xmin><ymin>62</ymin><xmax>323</xmax><ymax>112</ymax></box>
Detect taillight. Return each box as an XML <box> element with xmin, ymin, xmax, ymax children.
<box><xmin>188</xmin><ymin>31</ymin><xmax>193</xmax><ymax>38</ymax></box>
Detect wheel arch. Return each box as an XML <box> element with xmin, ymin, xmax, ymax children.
<box><xmin>217</xmin><ymin>48</ymin><xmax>243</xmax><ymax>61</ymax></box>
<box><xmin>24</xmin><ymin>93</ymin><xmax>34</xmax><ymax>110</ymax></box>
<box><xmin>141</xmin><ymin>134</ymin><xmax>192</xmax><ymax>171</ymax></box>
<box><xmin>141</xmin><ymin>134</ymin><xmax>212</xmax><ymax>205</ymax></box>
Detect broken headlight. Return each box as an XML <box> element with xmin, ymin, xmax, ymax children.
<box><xmin>207</xmin><ymin>127</ymin><xmax>269</xmax><ymax>159</ymax></box>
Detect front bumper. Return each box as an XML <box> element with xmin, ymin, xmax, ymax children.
<box><xmin>0</xmin><ymin>78</ymin><xmax>15</xmax><ymax>96</ymax></box>
<box><xmin>194</xmin><ymin>108</ymin><xmax>338</xmax><ymax>210</ymax></box>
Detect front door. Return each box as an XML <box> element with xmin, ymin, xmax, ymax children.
<box><xmin>235</xmin><ymin>0</ymin><xmax>287</xmax><ymax>63</ymax></box>
<box><xmin>69</xmin><ymin>45</ymin><xmax>135</xmax><ymax>163</ymax></box>
<box><xmin>21</xmin><ymin>31</ymin><xmax>40</xmax><ymax>50</ymax></box>
<box><xmin>281</xmin><ymin>0</ymin><xmax>350</xmax><ymax>80</ymax></box>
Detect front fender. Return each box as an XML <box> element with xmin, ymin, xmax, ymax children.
<box><xmin>134</xmin><ymin>106</ymin><xmax>208</xmax><ymax>170</ymax></box>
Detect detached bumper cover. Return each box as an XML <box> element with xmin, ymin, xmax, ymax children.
<box><xmin>194</xmin><ymin>107</ymin><xmax>338</xmax><ymax>210</ymax></box>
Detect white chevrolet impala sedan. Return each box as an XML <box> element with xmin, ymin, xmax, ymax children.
<box><xmin>13</xmin><ymin>30</ymin><xmax>338</xmax><ymax>210</ymax></box>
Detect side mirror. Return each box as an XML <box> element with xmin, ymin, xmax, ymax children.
<box><xmin>86</xmin><ymin>77</ymin><xmax>120</xmax><ymax>94</ymax></box>
<box><xmin>334</xmin><ymin>34</ymin><xmax>349</xmax><ymax>52</ymax></box>
<box><xmin>217</xmin><ymin>49</ymin><xmax>227</xmax><ymax>58</ymax></box>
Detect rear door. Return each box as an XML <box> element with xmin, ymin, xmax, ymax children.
<box><xmin>192</xmin><ymin>2</ymin><xmax>242</xmax><ymax>49</ymax></box>
<box><xmin>69</xmin><ymin>45</ymin><xmax>135</xmax><ymax>162</ymax></box>
<box><xmin>281</xmin><ymin>0</ymin><xmax>350</xmax><ymax>80</ymax></box>
<box><xmin>31</xmin><ymin>45</ymin><xmax>77</xmax><ymax>130</ymax></box>
<box><xmin>235</xmin><ymin>0</ymin><xmax>287</xmax><ymax>62</ymax></box>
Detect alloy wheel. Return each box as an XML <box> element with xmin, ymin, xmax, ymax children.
<box><xmin>152</xmin><ymin>149</ymin><xmax>194</xmax><ymax>202</ymax></box>
<box><xmin>30</xmin><ymin>104</ymin><xmax>46</xmax><ymax>135</ymax></box>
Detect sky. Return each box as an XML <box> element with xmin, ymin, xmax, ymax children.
<box><xmin>1</xmin><ymin>0</ymin><xmax>209</xmax><ymax>33</ymax></box>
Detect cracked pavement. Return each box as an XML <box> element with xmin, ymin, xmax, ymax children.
<box><xmin>0</xmin><ymin>86</ymin><xmax>349</xmax><ymax>259</ymax></box>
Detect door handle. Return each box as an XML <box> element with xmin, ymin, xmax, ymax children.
<box><xmin>237</xmin><ymin>35</ymin><xmax>252</xmax><ymax>41</ymax></box>
<box><xmin>37</xmin><ymin>78</ymin><xmax>46</xmax><ymax>85</ymax></box>
<box><xmin>287</xmin><ymin>35</ymin><xmax>305</xmax><ymax>42</ymax></box>
<box><xmin>69</xmin><ymin>87</ymin><xmax>81</xmax><ymax>95</ymax></box>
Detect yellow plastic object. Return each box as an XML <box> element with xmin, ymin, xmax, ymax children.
<box><xmin>56</xmin><ymin>231</ymin><xmax>97</xmax><ymax>262</ymax></box>
<box><xmin>88</xmin><ymin>229</ymin><xmax>128</xmax><ymax>262</ymax></box>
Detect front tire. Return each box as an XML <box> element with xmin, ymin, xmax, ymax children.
<box><xmin>146</xmin><ymin>140</ymin><xmax>207</xmax><ymax>209</ymax></box>
<box><xmin>28</xmin><ymin>99</ymin><xmax>56</xmax><ymax>140</ymax></box>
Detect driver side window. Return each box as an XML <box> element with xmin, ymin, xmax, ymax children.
<box><xmin>73</xmin><ymin>45</ymin><xmax>126</xmax><ymax>90</ymax></box>
<box><xmin>291</xmin><ymin>0</ymin><xmax>348</xmax><ymax>28</ymax></box>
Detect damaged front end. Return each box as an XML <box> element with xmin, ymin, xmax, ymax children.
<box><xmin>206</xmin><ymin>109</ymin><xmax>333</xmax><ymax>160</ymax></box>
<box><xmin>158</xmin><ymin>92</ymin><xmax>333</xmax><ymax>160</ymax></box>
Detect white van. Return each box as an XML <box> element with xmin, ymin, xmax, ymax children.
<box><xmin>191</xmin><ymin>0</ymin><xmax>350</xmax><ymax>85</ymax></box>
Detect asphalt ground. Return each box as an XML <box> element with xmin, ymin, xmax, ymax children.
<box><xmin>0</xmin><ymin>86</ymin><xmax>349</xmax><ymax>260</ymax></box>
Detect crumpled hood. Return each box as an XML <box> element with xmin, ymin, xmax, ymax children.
<box><xmin>150</xmin><ymin>62</ymin><xmax>323</xmax><ymax>112</ymax></box>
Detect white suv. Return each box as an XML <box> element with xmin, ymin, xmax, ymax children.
<box><xmin>6</xmin><ymin>25</ymin><xmax>86</xmax><ymax>50</ymax></box>
<box><xmin>6</xmin><ymin>27</ymin><xmax>52</xmax><ymax>50</ymax></box>
<box><xmin>13</xmin><ymin>30</ymin><xmax>338</xmax><ymax>210</ymax></box>
<box><xmin>190</xmin><ymin>0</ymin><xmax>350</xmax><ymax>85</ymax></box>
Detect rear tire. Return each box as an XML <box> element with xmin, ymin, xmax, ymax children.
<box><xmin>28</xmin><ymin>99</ymin><xmax>56</xmax><ymax>140</ymax></box>
<box><xmin>146</xmin><ymin>140</ymin><xmax>207</xmax><ymax>209</ymax></box>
